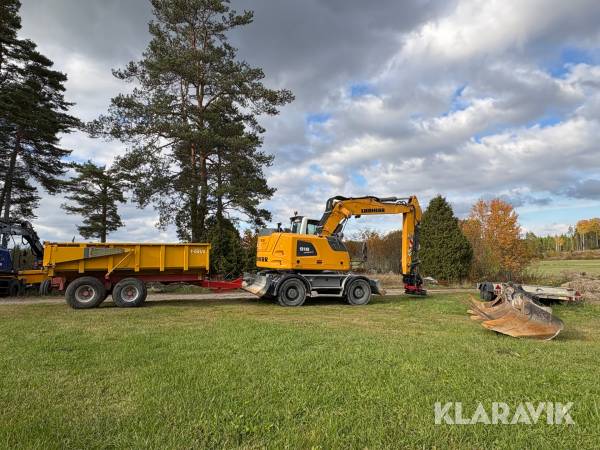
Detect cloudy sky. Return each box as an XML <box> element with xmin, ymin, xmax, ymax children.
<box><xmin>17</xmin><ymin>0</ymin><xmax>600</xmax><ymax>242</ymax></box>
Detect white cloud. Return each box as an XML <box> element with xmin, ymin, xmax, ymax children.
<box><xmin>15</xmin><ymin>0</ymin><xmax>600</xmax><ymax>241</ymax></box>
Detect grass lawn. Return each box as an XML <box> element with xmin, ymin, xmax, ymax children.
<box><xmin>1</xmin><ymin>293</ymin><xmax>599</xmax><ymax>448</ymax></box>
<box><xmin>530</xmin><ymin>259</ymin><xmax>600</xmax><ymax>277</ymax></box>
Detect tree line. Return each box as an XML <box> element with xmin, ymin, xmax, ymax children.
<box><xmin>0</xmin><ymin>0</ymin><xmax>291</xmax><ymax>274</ymax></box>
<box><xmin>347</xmin><ymin>196</ymin><xmax>535</xmax><ymax>283</ymax></box>
<box><xmin>525</xmin><ymin>218</ymin><xmax>600</xmax><ymax>256</ymax></box>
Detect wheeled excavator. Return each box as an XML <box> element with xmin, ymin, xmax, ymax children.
<box><xmin>243</xmin><ymin>195</ymin><xmax>426</xmax><ymax>306</ymax></box>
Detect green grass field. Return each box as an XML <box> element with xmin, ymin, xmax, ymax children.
<box><xmin>530</xmin><ymin>259</ymin><xmax>600</xmax><ymax>277</ymax></box>
<box><xmin>1</xmin><ymin>294</ymin><xmax>599</xmax><ymax>448</ymax></box>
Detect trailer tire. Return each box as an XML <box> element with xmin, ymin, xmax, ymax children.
<box><xmin>481</xmin><ymin>289</ymin><xmax>495</xmax><ymax>301</ymax></box>
<box><xmin>65</xmin><ymin>277</ymin><xmax>106</xmax><ymax>309</ymax></box>
<box><xmin>39</xmin><ymin>279</ymin><xmax>52</xmax><ymax>296</ymax></box>
<box><xmin>479</xmin><ymin>283</ymin><xmax>496</xmax><ymax>301</ymax></box>
<box><xmin>346</xmin><ymin>278</ymin><xmax>371</xmax><ymax>305</ymax></box>
<box><xmin>113</xmin><ymin>278</ymin><xmax>147</xmax><ymax>308</ymax></box>
<box><xmin>277</xmin><ymin>277</ymin><xmax>307</xmax><ymax>307</ymax></box>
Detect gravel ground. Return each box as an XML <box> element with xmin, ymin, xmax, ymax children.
<box><xmin>0</xmin><ymin>288</ymin><xmax>477</xmax><ymax>306</ymax></box>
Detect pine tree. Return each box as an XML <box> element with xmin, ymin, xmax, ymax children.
<box><xmin>0</xmin><ymin>0</ymin><xmax>79</xmax><ymax>233</ymax></box>
<box><xmin>94</xmin><ymin>0</ymin><xmax>293</xmax><ymax>243</ymax></box>
<box><xmin>419</xmin><ymin>195</ymin><xmax>473</xmax><ymax>282</ymax></box>
<box><xmin>61</xmin><ymin>161</ymin><xmax>126</xmax><ymax>242</ymax></box>
<box><xmin>0</xmin><ymin>0</ymin><xmax>26</xmax><ymax>86</ymax></box>
<box><xmin>0</xmin><ymin>154</ymin><xmax>39</xmax><ymax>219</ymax></box>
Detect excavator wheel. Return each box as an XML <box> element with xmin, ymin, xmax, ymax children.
<box><xmin>277</xmin><ymin>277</ymin><xmax>307</xmax><ymax>307</ymax></box>
<box><xmin>8</xmin><ymin>279</ymin><xmax>21</xmax><ymax>297</ymax></box>
<box><xmin>346</xmin><ymin>278</ymin><xmax>372</xmax><ymax>305</ymax></box>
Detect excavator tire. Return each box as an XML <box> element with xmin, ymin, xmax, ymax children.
<box><xmin>277</xmin><ymin>277</ymin><xmax>307</xmax><ymax>307</ymax></box>
<box><xmin>8</xmin><ymin>279</ymin><xmax>21</xmax><ymax>297</ymax></box>
<box><xmin>346</xmin><ymin>278</ymin><xmax>372</xmax><ymax>305</ymax></box>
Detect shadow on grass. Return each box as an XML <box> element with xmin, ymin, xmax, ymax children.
<box><xmin>129</xmin><ymin>294</ymin><xmax>428</xmax><ymax>309</ymax></box>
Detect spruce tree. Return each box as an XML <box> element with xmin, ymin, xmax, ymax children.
<box><xmin>94</xmin><ymin>0</ymin><xmax>293</xmax><ymax>243</ymax></box>
<box><xmin>205</xmin><ymin>216</ymin><xmax>245</xmax><ymax>275</ymax></box>
<box><xmin>0</xmin><ymin>0</ymin><xmax>79</xmax><ymax>232</ymax></box>
<box><xmin>61</xmin><ymin>161</ymin><xmax>126</xmax><ymax>242</ymax></box>
<box><xmin>419</xmin><ymin>195</ymin><xmax>473</xmax><ymax>282</ymax></box>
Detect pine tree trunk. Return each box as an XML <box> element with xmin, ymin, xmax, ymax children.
<box><xmin>189</xmin><ymin>143</ymin><xmax>200</xmax><ymax>242</ymax></box>
<box><xmin>198</xmin><ymin>149</ymin><xmax>208</xmax><ymax>241</ymax></box>
<box><xmin>1</xmin><ymin>134</ymin><xmax>20</xmax><ymax>246</ymax></box>
<box><xmin>101</xmin><ymin>180</ymin><xmax>108</xmax><ymax>243</ymax></box>
<box><xmin>215</xmin><ymin>150</ymin><xmax>224</xmax><ymax>274</ymax></box>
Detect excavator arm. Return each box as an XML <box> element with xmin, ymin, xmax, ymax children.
<box><xmin>0</xmin><ymin>219</ymin><xmax>44</xmax><ymax>259</ymax></box>
<box><xmin>316</xmin><ymin>196</ymin><xmax>424</xmax><ymax>292</ymax></box>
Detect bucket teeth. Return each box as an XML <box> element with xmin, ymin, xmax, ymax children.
<box><xmin>468</xmin><ymin>285</ymin><xmax>564</xmax><ymax>340</ymax></box>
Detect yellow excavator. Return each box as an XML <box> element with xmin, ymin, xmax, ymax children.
<box><xmin>243</xmin><ymin>195</ymin><xmax>426</xmax><ymax>306</ymax></box>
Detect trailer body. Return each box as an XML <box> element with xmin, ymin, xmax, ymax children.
<box><xmin>44</xmin><ymin>242</ymin><xmax>210</xmax><ymax>277</ymax></box>
<box><xmin>24</xmin><ymin>242</ymin><xmax>240</xmax><ymax>308</ymax></box>
<box><xmin>477</xmin><ymin>281</ymin><xmax>581</xmax><ymax>303</ymax></box>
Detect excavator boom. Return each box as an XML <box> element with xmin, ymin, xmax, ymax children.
<box><xmin>316</xmin><ymin>196</ymin><xmax>422</xmax><ymax>275</ymax></box>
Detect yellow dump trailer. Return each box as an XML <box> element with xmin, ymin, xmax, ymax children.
<box><xmin>35</xmin><ymin>242</ymin><xmax>224</xmax><ymax>309</ymax></box>
<box><xmin>43</xmin><ymin>242</ymin><xmax>210</xmax><ymax>277</ymax></box>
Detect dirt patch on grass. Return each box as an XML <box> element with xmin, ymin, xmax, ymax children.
<box><xmin>562</xmin><ymin>274</ymin><xmax>600</xmax><ymax>302</ymax></box>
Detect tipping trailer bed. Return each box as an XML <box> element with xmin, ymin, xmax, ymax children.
<box><xmin>23</xmin><ymin>242</ymin><xmax>241</xmax><ymax>308</ymax></box>
<box><xmin>477</xmin><ymin>281</ymin><xmax>581</xmax><ymax>303</ymax></box>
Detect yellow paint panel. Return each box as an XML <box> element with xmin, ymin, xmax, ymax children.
<box><xmin>42</xmin><ymin>242</ymin><xmax>211</xmax><ymax>274</ymax></box>
<box><xmin>256</xmin><ymin>233</ymin><xmax>350</xmax><ymax>271</ymax></box>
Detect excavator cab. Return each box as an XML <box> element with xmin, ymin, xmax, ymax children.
<box><xmin>289</xmin><ymin>216</ymin><xmax>320</xmax><ymax>235</ymax></box>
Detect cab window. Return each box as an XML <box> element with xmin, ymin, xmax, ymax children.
<box><xmin>306</xmin><ymin>223</ymin><xmax>318</xmax><ymax>235</ymax></box>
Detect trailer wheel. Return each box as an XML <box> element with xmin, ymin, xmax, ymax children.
<box><xmin>65</xmin><ymin>277</ymin><xmax>106</xmax><ymax>309</ymax></box>
<box><xmin>277</xmin><ymin>278</ymin><xmax>306</xmax><ymax>307</ymax></box>
<box><xmin>480</xmin><ymin>289</ymin><xmax>495</xmax><ymax>301</ymax></box>
<box><xmin>113</xmin><ymin>278</ymin><xmax>147</xmax><ymax>308</ymax></box>
<box><xmin>479</xmin><ymin>283</ymin><xmax>496</xmax><ymax>301</ymax></box>
<box><xmin>39</xmin><ymin>279</ymin><xmax>52</xmax><ymax>296</ymax></box>
<box><xmin>346</xmin><ymin>278</ymin><xmax>371</xmax><ymax>305</ymax></box>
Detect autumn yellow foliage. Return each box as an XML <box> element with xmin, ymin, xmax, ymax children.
<box><xmin>461</xmin><ymin>199</ymin><xmax>531</xmax><ymax>279</ymax></box>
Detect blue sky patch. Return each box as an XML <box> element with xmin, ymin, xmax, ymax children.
<box><xmin>305</xmin><ymin>113</ymin><xmax>331</xmax><ymax>125</ymax></box>
<box><xmin>350</xmin><ymin>82</ymin><xmax>375</xmax><ymax>98</ymax></box>
<box><xmin>309</xmin><ymin>163</ymin><xmax>323</xmax><ymax>174</ymax></box>
<box><xmin>350</xmin><ymin>171</ymin><xmax>368</xmax><ymax>188</ymax></box>
<box><xmin>442</xmin><ymin>83</ymin><xmax>469</xmax><ymax>116</ymax></box>
<box><xmin>548</xmin><ymin>47</ymin><xmax>595</xmax><ymax>77</ymax></box>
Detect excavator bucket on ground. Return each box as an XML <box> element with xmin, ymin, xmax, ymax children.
<box><xmin>468</xmin><ymin>284</ymin><xmax>564</xmax><ymax>340</ymax></box>
<box><xmin>242</xmin><ymin>273</ymin><xmax>270</xmax><ymax>297</ymax></box>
